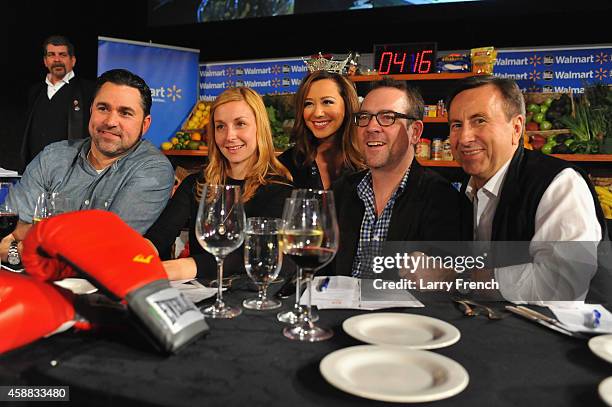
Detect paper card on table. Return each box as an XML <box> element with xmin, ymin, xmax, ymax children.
<box><xmin>301</xmin><ymin>277</ymin><xmax>423</xmax><ymax>310</ymax></box>
<box><xmin>360</xmin><ymin>279</ymin><xmax>424</xmax><ymax>310</ymax></box>
<box><xmin>170</xmin><ymin>279</ymin><xmax>218</xmax><ymax>304</ymax></box>
<box><xmin>548</xmin><ymin>303</ymin><xmax>612</xmax><ymax>333</ymax></box>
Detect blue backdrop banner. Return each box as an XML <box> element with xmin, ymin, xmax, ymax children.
<box><xmin>97</xmin><ymin>37</ymin><xmax>199</xmax><ymax>147</ymax></box>
<box><xmin>494</xmin><ymin>45</ymin><xmax>612</xmax><ymax>93</ymax></box>
<box><xmin>199</xmin><ymin>58</ymin><xmax>309</xmax><ymax>101</ymax></box>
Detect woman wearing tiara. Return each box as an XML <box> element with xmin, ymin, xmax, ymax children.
<box><xmin>278</xmin><ymin>70</ymin><xmax>364</xmax><ymax>190</ymax></box>
<box><xmin>145</xmin><ymin>87</ymin><xmax>293</xmax><ymax>280</ymax></box>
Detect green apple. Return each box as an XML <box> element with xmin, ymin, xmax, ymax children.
<box><xmin>540</xmin><ymin>121</ymin><xmax>553</xmax><ymax>130</ymax></box>
<box><xmin>527</xmin><ymin>103</ymin><xmax>540</xmax><ymax>113</ymax></box>
<box><xmin>533</xmin><ymin>112</ymin><xmax>546</xmax><ymax>124</ymax></box>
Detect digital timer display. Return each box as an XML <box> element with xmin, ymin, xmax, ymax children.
<box><xmin>374</xmin><ymin>43</ymin><xmax>438</xmax><ymax>75</ymax></box>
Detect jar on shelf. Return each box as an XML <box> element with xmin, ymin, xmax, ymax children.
<box><xmin>431</xmin><ymin>138</ymin><xmax>443</xmax><ymax>160</ymax></box>
<box><xmin>416</xmin><ymin>138</ymin><xmax>431</xmax><ymax>159</ymax></box>
<box><xmin>442</xmin><ymin>138</ymin><xmax>453</xmax><ymax>160</ymax></box>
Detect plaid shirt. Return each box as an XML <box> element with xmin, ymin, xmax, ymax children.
<box><xmin>351</xmin><ymin>168</ymin><xmax>411</xmax><ymax>278</ymax></box>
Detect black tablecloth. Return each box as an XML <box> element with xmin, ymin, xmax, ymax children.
<box><xmin>1</xmin><ymin>288</ymin><xmax>611</xmax><ymax>407</ymax></box>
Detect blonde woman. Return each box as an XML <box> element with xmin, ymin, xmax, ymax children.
<box><xmin>146</xmin><ymin>87</ymin><xmax>293</xmax><ymax>280</ymax></box>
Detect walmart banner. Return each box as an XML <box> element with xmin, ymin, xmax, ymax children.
<box><xmin>97</xmin><ymin>37</ymin><xmax>199</xmax><ymax>147</ymax></box>
<box><xmin>200</xmin><ymin>57</ymin><xmax>309</xmax><ymax>101</ymax></box>
<box><xmin>494</xmin><ymin>45</ymin><xmax>612</xmax><ymax>93</ymax></box>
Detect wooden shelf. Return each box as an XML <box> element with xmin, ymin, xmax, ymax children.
<box><xmin>349</xmin><ymin>72</ymin><xmax>479</xmax><ymax>82</ymax></box>
<box><xmin>163</xmin><ymin>148</ymin><xmax>208</xmax><ymax>156</ymax></box>
<box><xmin>416</xmin><ymin>155</ymin><xmax>612</xmax><ymax>167</ymax></box>
<box><xmin>550</xmin><ymin>154</ymin><xmax>612</xmax><ymax>162</ymax></box>
<box><xmin>417</xmin><ymin>159</ymin><xmax>460</xmax><ymax>167</ymax></box>
<box><xmin>424</xmin><ymin>117</ymin><xmax>447</xmax><ymax>123</ymax></box>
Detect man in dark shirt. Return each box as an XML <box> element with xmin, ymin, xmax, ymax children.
<box><xmin>332</xmin><ymin>78</ymin><xmax>465</xmax><ymax>277</ymax></box>
<box><xmin>20</xmin><ymin>35</ymin><xmax>94</xmax><ymax>171</ymax></box>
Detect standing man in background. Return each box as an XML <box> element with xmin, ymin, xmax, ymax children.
<box><xmin>20</xmin><ymin>35</ymin><xmax>94</xmax><ymax>171</ymax></box>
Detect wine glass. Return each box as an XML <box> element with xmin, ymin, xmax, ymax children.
<box><xmin>281</xmin><ymin>195</ymin><xmax>338</xmax><ymax>342</ymax></box>
<box><xmin>195</xmin><ymin>184</ymin><xmax>246</xmax><ymax>319</ymax></box>
<box><xmin>32</xmin><ymin>192</ymin><xmax>53</xmax><ymax>223</ymax></box>
<box><xmin>0</xmin><ymin>183</ymin><xmax>19</xmax><ymax>270</ymax></box>
<box><xmin>243</xmin><ymin>217</ymin><xmax>283</xmax><ymax>310</ymax></box>
<box><xmin>49</xmin><ymin>194</ymin><xmax>76</xmax><ymax>215</ymax></box>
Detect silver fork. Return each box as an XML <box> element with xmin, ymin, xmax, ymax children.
<box><xmin>461</xmin><ymin>299</ymin><xmax>505</xmax><ymax>320</ymax></box>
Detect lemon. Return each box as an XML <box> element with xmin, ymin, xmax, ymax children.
<box><xmin>161</xmin><ymin>142</ymin><xmax>173</xmax><ymax>151</ymax></box>
<box><xmin>171</xmin><ymin>137</ymin><xmax>179</xmax><ymax>145</ymax></box>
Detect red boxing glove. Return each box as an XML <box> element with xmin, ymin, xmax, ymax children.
<box><xmin>21</xmin><ymin>210</ymin><xmax>208</xmax><ymax>353</ymax></box>
<box><xmin>0</xmin><ymin>272</ymin><xmax>77</xmax><ymax>354</ymax></box>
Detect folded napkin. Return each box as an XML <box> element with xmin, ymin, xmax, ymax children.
<box><xmin>170</xmin><ymin>279</ymin><xmax>221</xmax><ymax>304</ymax></box>
<box><xmin>548</xmin><ymin>303</ymin><xmax>612</xmax><ymax>334</ymax></box>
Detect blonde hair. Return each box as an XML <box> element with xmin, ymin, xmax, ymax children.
<box><xmin>197</xmin><ymin>87</ymin><xmax>292</xmax><ymax>202</ymax></box>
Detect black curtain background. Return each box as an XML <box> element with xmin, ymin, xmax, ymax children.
<box><xmin>2</xmin><ymin>0</ymin><xmax>611</xmax><ymax>170</ymax></box>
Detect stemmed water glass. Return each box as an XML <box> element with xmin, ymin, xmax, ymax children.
<box><xmin>33</xmin><ymin>192</ymin><xmax>53</xmax><ymax>223</ymax></box>
<box><xmin>32</xmin><ymin>192</ymin><xmax>75</xmax><ymax>222</ymax></box>
<box><xmin>281</xmin><ymin>192</ymin><xmax>339</xmax><ymax>342</ymax></box>
<box><xmin>243</xmin><ymin>217</ymin><xmax>284</xmax><ymax>310</ymax></box>
<box><xmin>195</xmin><ymin>184</ymin><xmax>246</xmax><ymax>319</ymax></box>
<box><xmin>0</xmin><ymin>183</ymin><xmax>19</xmax><ymax>270</ymax></box>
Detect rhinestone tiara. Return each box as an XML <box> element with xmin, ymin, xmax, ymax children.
<box><xmin>302</xmin><ymin>52</ymin><xmax>351</xmax><ymax>74</ymax></box>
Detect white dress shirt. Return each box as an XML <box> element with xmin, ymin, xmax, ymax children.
<box><xmin>465</xmin><ymin>160</ymin><xmax>602</xmax><ymax>304</ymax></box>
<box><xmin>46</xmin><ymin>70</ymin><xmax>74</xmax><ymax>100</ymax></box>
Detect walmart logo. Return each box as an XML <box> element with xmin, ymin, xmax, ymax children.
<box><xmin>166</xmin><ymin>85</ymin><xmax>182</xmax><ymax>102</ymax></box>
<box><xmin>150</xmin><ymin>84</ymin><xmax>182</xmax><ymax>103</ymax></box>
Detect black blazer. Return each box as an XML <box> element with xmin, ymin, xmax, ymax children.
<box><xmin>20</xmin><ymin>76</ymin><xmax>95</xmax><ymax>171</ymax></box>
<box><xmin>331</xmin><ymin>160</ymin><xmax>470</xmax><ymax>276</ymax></box>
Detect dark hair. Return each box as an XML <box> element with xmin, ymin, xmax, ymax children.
<box><xmin>368</xmin><ymin>77</ymin><xmax>425</xmax><ymax>120</ymax></box>
<box><xmin>291</xmin><ymin>70</ymin><xmax>363</xmax><ymax>170</ymax></box>
<box><xmin>43</xmin><ymin>35</ymin><xmax>75</xmax><ymax>57</ymax></box>
<box><xmin>94</xmin><ymin>69</ymin><xmax>152</xmax><ymax>116</ymax></box>
<box><xmin>446</xmin><ymin>75</ymin><xmax>526</xmax><ymax>120</ymax></box>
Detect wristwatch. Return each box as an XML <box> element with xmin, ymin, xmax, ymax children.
<box><xmin>7</xmin><ymin>240</ymin><xmax>21</xmax><ymax>266</ymax></box>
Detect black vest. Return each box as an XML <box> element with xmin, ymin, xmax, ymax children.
<box><xmin>490</xmin><ymin>147</ymin><xmax>606</xmax><ymax>241</ymax></box>
<box><xmin>462</xmin><ymin>147</ymin><xmax>611</xmax><ymax>302</ymax></box>
<box><xmin>28</xmin><ymin>84</ymin><xmax>73</xmax><ymax>159</ymax></box>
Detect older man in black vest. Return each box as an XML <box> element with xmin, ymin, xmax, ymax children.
<box><xmin>20</xmin><ymin>35</ymin><xmax>94</xmax><ymax>172</ymax></box>
<box><xmin>447</xmin><ymin>75</ymin><xmax>607</xmax><ymax>303</ymax></box>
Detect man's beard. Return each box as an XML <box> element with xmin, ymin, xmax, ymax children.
<box><xmin>93</xmin><ymin>126</ymin><xmax>144</xmax><ymax>158</ymax></box>
<box><xmin>51</xmin><ymin>64</ymin><xmax>66</xmax><ymax>74</ymax></box>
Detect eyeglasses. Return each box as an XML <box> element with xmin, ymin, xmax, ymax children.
<box><xmin>353</xmin><ymin>110</ymin><xmax>419</xmax><ymax>127</ymax></box>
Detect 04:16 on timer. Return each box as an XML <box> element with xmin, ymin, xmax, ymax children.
<box><xmin>378</xmin><ymin>50</ymin><xmax>434</xmax><ymax>75</ymax></box>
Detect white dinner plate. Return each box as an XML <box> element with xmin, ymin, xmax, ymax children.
<box><xmin>320</xmin><ymin>345</ymin><xmax>469</xmax><ymax>403</ymax></box>
<box><xmin>589</xmin><ymin>334</ymin><xmax>612</xmax><ymax>364</ymax></box>
<box><xmin>599</xmin><ymin>376</ymin><xmax>612</xmax><ymax>407</ymax></box>
<box><xmin>343</xmin><ymin>313</ymin><xmax>460</xmax><ymax>349</ymax></box>
<box><xmin>54</xmin><ymin>278</ymin><xmax>98</xmax><ymax>295</ymax></box>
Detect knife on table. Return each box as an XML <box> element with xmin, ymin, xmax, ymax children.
<box><xmin>505</xmin><ymin>306</ymin><xmax>589</xmax><ymax>339</ymax></box>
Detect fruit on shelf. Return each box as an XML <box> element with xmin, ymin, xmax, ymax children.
<box><xmin>540</xmin><ymin>121</ymin><xmax>553</xmax><ymax>131</ymax></box>
<box><xmin>524</xmin><ymin>93</ymin><xmax>573</xmax><ymax>130</ymax></box>
<box><xmin>595</xmin><ymin>185</ymin><xmax>612</xmax><ymax>219</ymax></box>
<box><xmin>163</xmin><ymin>130</ymin><xmax>207</xmax><ymax>151</ymax></box>
<box><xmin>183</xmin><ymin>101</ymin><xmax>211</xmax><ymax>130</ymax></box>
